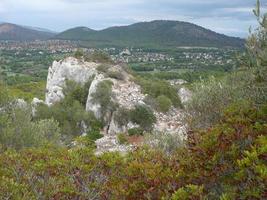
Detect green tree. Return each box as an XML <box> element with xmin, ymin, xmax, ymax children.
<box><xmin>130</xmin><ymin>105</ymin><xmax>156</xmax><ymax>131</ymax></box>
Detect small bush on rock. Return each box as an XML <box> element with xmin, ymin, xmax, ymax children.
<box><xmin>117</xmin><ymin>133</ymin><xmax>128</xmax><ymax>144</ymax></box>
<box><xmin>128</xmin><ymin>128</ymin><xmax>144</xmax><ymax>136</ymax></box>
<box><xmin>97</xmin><ymin>64</ymin><xmax>110</xmax><ymax>73</ymax></box>
<box><xmin>156</xmin><ymin>95</ymin><xmax>172</xmax><ymax>113</ymax></box>
<box><xmin>85</xmin><ymin>51</ymin><xmax>114</xmax><ymax>64</ymax></box>
<box><xmin>130</xmin><ymin>105</ymin><xmax>156</xmax><ymax>131</ymax></box>
<box><xmin>107</xmin><ymin>70</ymin><xmax>125</xmax><ymax>80</ymax></box>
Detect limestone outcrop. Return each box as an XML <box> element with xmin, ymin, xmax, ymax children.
<box><xmin>45</xmin><ymin>57</ymin><xmax>98</xmax><ymax>105</ymax></box>
<box><xmin>44</xmin><ymin>57</ymin><xmax>188</xmax><ymax>152</ymax></box>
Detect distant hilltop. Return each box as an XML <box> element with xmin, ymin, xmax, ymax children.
<box><xmin>0</xmin><ymin>20</ymin><xmax>245</xmax><ymax>48</ymax></box>
<box><xmin>0</xmin><ymin>23</ymin><xmax>56</xmax><ymax>41</ymax></box>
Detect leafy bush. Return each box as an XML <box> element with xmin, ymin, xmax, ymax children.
<box><xmin>156</xmin><ymin>95</ymin><xmax>172</xmax><ymax>113</ymax></box>
<box><xmin>113</xmin><ymin>107</ymin><xmax>131</xmax><ymax>126</ymax></box>
<box><xmin>74</xmin><ymin>49</ymin><xmax>84</xmax><ymax>59</ymax></box>
<box><xmin>144</xmin><ymin>131</ymin><xmax>184</xmax><ymax>154</ymax></box>
<box><xmin>171</xmin><ymin>185</ymin><xmax>204</xmax><ymax>200</ymax></box>
<box><xmin>35</xmin><ymin>79</ymin><xmax>100</xmax><ymax>140</ymax></box>
<box><xmin>186</xmin><ymin>69</ymin><xmax>266</xmax><ymax>130</ymax></box>
<box><xmin>128</xmin><ymin>127</ymin><xmax>144</xmax><ymax>136</ymax></box>
<box><xmin>0</xmin><ymin>106</ymin><xmax>61</xmax><ymax>150</ymax></box>
<box><xmin>92</xmin><ymin>80</ymin><xmax>116</xmax><ymax>118</ymax></box>
<box><xmin>86</xmin><ymin>129</ymin><xmax>103</xmax><ymax>143</ymax></box>
<box><xmin>107</xmin><ymin>70</ymin><xmax>125</xmax><ymax>80</ymax></box>
<box><xmin>136</xmin><ymin>77</ymin><xmax>182</xmax><ymax>108</ymax></box>
<box><xmin>97</xmin><ymin>64</ymin><xmax>110</xmax><ymax>73</ymax></box>
<box><xmin>85</xmin><ymin>51</ymin><xmax>114</xmax><ymax>64</ymax></box>
<box><xmin>64</xmin><ymin>79</ymin><xmax>93</xmax><ymax>107</ymax></box>
<box><xmin>129</xmin><ymin>105</ymin><xmax>156</xmax><ymax>131</ymax></box>
<box><xmin>117</xmin><ymin>133</ymin><xmax>128</xmax><ymax>144</ymax></box>
<box><xmin>35</xmin><ymin>101</ymin><xmax>100</xmax><ymax>140</ymax></box>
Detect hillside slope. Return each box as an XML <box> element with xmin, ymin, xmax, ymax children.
<box><xmin>55</xmin><ymin>20</ymin><xmax>245</xmax><ymax>48</ymax></box>
<box><xmin>0</xmin><ymin>23</ymin><xmax>55</xmax><ymax>41</ymax></box>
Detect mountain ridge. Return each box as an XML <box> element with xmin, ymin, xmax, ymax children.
<box><xmin>0</xmin><ymin>23</ymin><xmax>56</xmax><ymax>41</ymax></box>
<box><xmin>0</xmin><ymin>21</ymin><xmax>245</xmax><ymax>48</ymax></box>
<box><xmin>55</xmin><ymin>20</ymin><xmax>245</xmax><ymax>48</ymax></box>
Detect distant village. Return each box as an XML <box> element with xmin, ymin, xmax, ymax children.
<box><xmin>0</xmin><ymin>40</ymin><xmax>235</xmax><ymax>67</ymax></box>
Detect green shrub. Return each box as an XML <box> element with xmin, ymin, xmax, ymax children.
<box><xmin>34</xmin><ymin>77</ymin><xmax>98</xmax><ymax>142</ymax></box>
<box><xmin>114</xmin><ymin>107</ymin><xmax>131</xmax><ymax>126</ymax></box>
<box><xmin>85</xmin><ymin>51</ymin><xmax>114</xmax><ymax>64</ymax></box>
<box><xmin>97</xmin><ymin>64</ymin><xmax>110</xmax><ymax>73</ymax></box>
<box><xmin>74</xmin><ymin>49</ymin><xmax>84</xmax><ymax>59</ymax></box>
<box><xmin>130</xmin><ymin>105</ymin><xmax>156</xmax><ymax>131</ymax></box>
<box><xmin>171</xmin><ymin>185</ymin><xmax>204</xmax><ymax>200</ymax></box>
<box><xmin>64</xmin><ymin>79</ymin><xmax>93</xmax><ymax>107</ymax></box>
<box><xmin>136</xmin><ymin>77</ymin><xmax>182</xmax><ymax>108</ymax></box>
<box><xmin>156</xmin><ymin>95</ymin><xmax>172</xmax><ymax>113</ymax></box>
<box><xmin>86</xmin><ymin>130</ymin><xmax>103</xmax><ymax>143</ymax></box>
<box><xmin>117</xmin><ymin>133</ymin><xmax>128</xmax><ymax>144</ymax></box>
<box><xmin>92</xmin><ymin>80</ymin><xmax>116</xmax><ymax>118</ymax></box>
<box><xmin>186</xmin><ymin>69</ymin><xmax>267</xmax><ymax>130</ymax></box>
<box><xmin>128</xmin><ymin>128</ymin><xmax>144</xmax><ymax>136</ymax></box>
<box><xmin>0</xmin><ymin>106</ymin><xmax>61</xmax><ymax>150</ymax></box>
<box><xmin>144</xmin><ymin>131</ymin><xmax>184</xmax><ymax>154</ymax></box>
<box><xmin>107</xmin><ymin>70</ymin><xmax>125</xmax><ymax>80</ymax></box>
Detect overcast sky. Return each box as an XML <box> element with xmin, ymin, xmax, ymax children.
<box><xmin>0</xmin><ymin>0</ymin><xmax>266</xmax><ymax>37</ymax></box>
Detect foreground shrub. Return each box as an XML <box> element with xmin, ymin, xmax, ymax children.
<box><xmin>177</xmin><ymin>102</ymin><xmax>267</xmax><ymax>199</ymax></box>
<box><xmin>0</xmin><ymin>102</ymin><xmax>266</xmax><ymax>199</ymax></box>
<box><xmin>0</xmin><ymin>106</ymin><xmax>61</xmax><ymax>150</ymax></box>
<box><xmin>144</xmin><ymin>131</ymin><xmax>184</xmax><ymax>154</ymax></box>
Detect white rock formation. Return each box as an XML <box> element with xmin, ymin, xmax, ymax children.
<box><xmin>178</xmin><ymin>87</ymin><xmax>192</xmax><ymax>104</ymax></box>
<box><xmin>31</xmin><ymin>98</ymin><xmax>44</xmax><ymax>116</ymax></box>
<box><xmin>15</xmin><ymin>99</ymin><xmax>28</xmax><ymax>109</ymax></box>
<box><xmin>85</xmin><ymin>74</ymin><xmax>106</xmax><ymax>119</ymax></box>
<box><xmin>45</xmin><ymin>57</ymin><xmax>98</xmax><ymax>106</ymax></box>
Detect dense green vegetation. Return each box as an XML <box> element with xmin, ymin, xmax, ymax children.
<box><xmin>0</xmin><ymin>50</ymin><xmax>67</xmax><ymax>84</ymax></box>
<box><xmin>0</xmin><ymin>103</ymin><xmax>266</xmax><ymax>199</ymax></box>
<box><xmin>34</xmin><ymin>80</ymin><xmax>102</xmax><ymax>141</ymax></box>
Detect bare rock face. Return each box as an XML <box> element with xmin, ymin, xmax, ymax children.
<box><xmin>85</xmin><ymin>74</ymin><xmax>106</xmax><ymax>119</ymax></box>
<box><xmin>45</xmin><ymin>57</ymin><xmax>98</xmax><ymax>106</ymax></box>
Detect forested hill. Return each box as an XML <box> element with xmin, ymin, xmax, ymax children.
<box><xmin>55</xmin><ymin>20</ymin><xmax>245</xmax><ymax>48</ymax></box>
<box><xmin>0</xmin><ymin>23</ymin><xmax>56</xmax><ymax>41</ymax></box>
